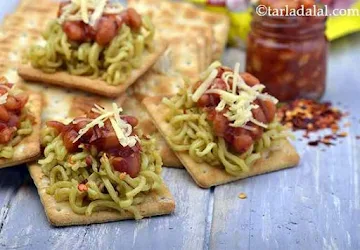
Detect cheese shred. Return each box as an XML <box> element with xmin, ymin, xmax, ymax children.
<box><xmin>59</xmin><ymin>0</ymin><xmax>123</xmax><ymax>27</ymax></box>
<box><xmin>73</xmin><ymin>103</ymin><xmax>138</xmax><ymax>147</ymax></box>
<box><xmin>193</xmin><ymin>62</ymin><xmax>279</xmax><ymax>130</ymax></box>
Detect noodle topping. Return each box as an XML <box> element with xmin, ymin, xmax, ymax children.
<box><xmin>40</xmin><ymin>103</ymin><xmax>164</xmax><ymax>218</ymax></box>
<box><xmin>46</xmin><ymin>104</ymin><xmax>141</xmax><ymax>177</ymax></box>
<box><xmin>162</xmin><ymin>62</ymin><xmax>292</xmax><ymax>176</ymax></box>
<box><xmin>27</xmin><ymin>0</ymin><xmax>155</xmax><ymax>86</ymax></box>
<box><xmin>193</xmin><ymin>62</ymin><xmax>278</xmax><ymax>154</ymax></box>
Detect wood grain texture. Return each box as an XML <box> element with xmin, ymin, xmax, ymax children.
<box><xmin>211</xmin><ymin>33</ymin><xmax>360</xmax><ymax>250</ymax></box>
<box><xmin>0</xmin><ymin>168</ymin><xmax>211</xmax><ymax>250</ymax></box>
<box><xmin>0</xmin><ymin>1</ymin><xmax>359</xmax><ymax>249</ymax></box>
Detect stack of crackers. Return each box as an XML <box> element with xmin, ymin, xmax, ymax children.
<box><xmin>0</xmin><ymin>0</ymin><xmax>230</xmax><ymax>226</ymax></box>
<box><xmin>0</xmin><ymin>1</ymin><xmax>229</xmax><ymax>170</ymax></box>
<box><xmin>125</xmin><ymin>0</ymin><xmax>230</xmax><ymax>167</ymax></box>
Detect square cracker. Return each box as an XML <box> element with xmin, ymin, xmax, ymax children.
<box><xmin>0</xmin><ymin>66</ymin><xmax>126</xmax><ymax>123</ymax></box>
<box><xmin>17</xmin><ymin>41</ymin><xmax>167</xmax><ymax>98</ymax></box>
<box><xmin>155</xmin><ymin>23</ymin><xmax>213</xmax><ymax>71</ymax></box>
<box><xmin>0</xmin><ymin>91</ymin><xmax>42</xmax><ymax>169</ymax></box>
<box><xmin>122</xmin><ymin>95</ymin><xmax>182</xmax><ymax>167</ymax></box>
<box><xmin>128</xmin><ymin>0</ymin><xmax>229</xmax><ymax>60</ymax></box>
<box><xmin>16</xmin><ymin>0</ymin><xmax>59</xmax><ymax>15</ymax></box>
<box><xmin>142</xmin><ymin>97</ymin><xmax>300</xmax><ymax>188</ymax></box>
<box><xmin>130</xmin><ymin>69</ymin><xmax>184</xmax><ymax>100</ymax></box>
<box><xmin>28</xmin><ymin>163</ymin><xmax>175</xmax><ymax>226</ymax></box>
<box><xmin>163</xmin><ymin>36</ymin><xmax>201</xmax><ymax>77</ymax></box>
<box><xmin>2</xmin><ymin>13</ymin><xmax>52</xmax><ymax>32</ymax></box>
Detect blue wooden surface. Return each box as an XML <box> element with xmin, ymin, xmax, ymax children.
<box><xmin>0</xmin><ymin>2</ymin><xmax>359</xmax><ymax>250</ymax></box>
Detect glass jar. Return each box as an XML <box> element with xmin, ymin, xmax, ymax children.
<box><xmin>246</xmin><ymin>11</ymin><xmax>328</xmax><ymax>101</ymax></box>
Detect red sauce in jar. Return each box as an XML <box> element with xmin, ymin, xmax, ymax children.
<box><xmin>195</xmin><ymin>67</ymin><xmax>276</xmax><ymax>154</ymax></box>
<box><xmin>246</xmin><ymin>0</ymin><xmax>328</xmax><ymax>101</ymax></box>
<box><xmin>47</xmin><ymin>110</ymin><xmax>142</xmax><ymax>178</ymax></box>
<box><xmin>58</xmin><ymin>1</ymin><xmax>142</xmax><ymax>46</ymax></box>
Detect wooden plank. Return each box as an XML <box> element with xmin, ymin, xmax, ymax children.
<box><xmin>210</xmin><ymin>33</ymin><xmax>360</xmax><ymax>250</ymax></box>
<box><xmin>77</xmin><ymin>168</ymin><xmax>211</xmax><ymax>250</ymax></box>
<box><xmin>0</xmin><ymin>166</ymin><xmax>27</xmax><ymax>240</ymax></box>
<box><xmin>0</xmin><ymin>168</ymin><xmax>211</xmax><ymax>250</ymax></box>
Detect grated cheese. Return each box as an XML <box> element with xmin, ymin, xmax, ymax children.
<box><xmin>59</xmin><ymin>0</ymin><xmax>124</xmax><ymax>27</ymax></box>
<box><xmin>80</xmin><ymin>0</ymin><xmax>90</xmax><ymax>24</ymax></box>
<box><xmin>89</xmin><ymin>0</ymin><xmax>106</xmax><ymax>26</ymax></box>
<box><xmin>192</xmin><ymin>69</ymin><xmax>218</xmax><ymax>102</ymax></box>
<box><xmin>199</xmin><ymin>61</ymin><xmax>221</xmax><ymax>81</ymax></box>
<box><xmin>73</xmin><ymin>103</ymin><xmax>138</xmax><ymax>147</ymax></box>
<box><xmin>193</xmin><ymin>62</ymin><xmax>279</xmax><ymax>130</ymax></box>
<box><xmin>0</xmin><ymin>93</ymin><xmax>8</xmax><ymax>105</ymax></box>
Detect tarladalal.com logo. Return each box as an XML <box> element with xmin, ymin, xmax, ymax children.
<box><xmin>255</xmin><ymin>4</ymin><xmax>360</xmax><ymax>17</ymax></box>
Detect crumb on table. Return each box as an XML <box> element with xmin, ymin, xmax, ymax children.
<box><xmin>238</xmin><ymin>193</ymin><xmax>247</xmax><ymax>199</ymax></box>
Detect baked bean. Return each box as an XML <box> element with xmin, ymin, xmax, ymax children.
<box><xmin>233</xmin><ymin>135</ymin><xmax>254</xmax><ymax>154</ymax></box>
<box><xmin>212</xmin><ymin>112</ymin><xmax>228</xmax><ymax>138</ymax></box>
<box><xmin>259</xmin><ymin>99</ymin><xmax>276</xmax><ymax>123</ymax></box>
<box><xmin>121</xmin><ymin>115</ymin><xmax>139</xmax><ymax>127</ymax></box>
<box><xmin>0</xmin><ymin>106</ymin><xmax>9</xmax><ymax>122</ymax></box>
<box><xmin>240</xmin><ymin>72</ymin><xmax>260</xmax><ymax>87</ymax></box>
<box><xmin>95</xmin><ymin>17</ymin><xmax>117</xmax><ymax>46</ymax></box>
<box><xmin>112</xmin><ymin>153</ymin><xmax>140</xmax><ymax>178</ymax></box>
<box><xmin>61</xmin><ymin>7</ymin><xmax>142</xmax><ymax>44</ymax></box>
<box><xmin>0</xmin><ymin>127</ymin><xmax>15</xmax><ymax>144</ymax></box>
<box><xmin>63</xmin><ymin>21</ymin><xmax>86</xmax><ymax>42</ymax></box>
<box><xmin>251</xmin><ymin>105</ymin><xmax>267</xmax><ymax>124</ymax></box>
<box><xmin>127</xmin><ymin>8</ymin><xmax>142</xmax><ymax>30</ymax></box>
<box><xmin>195</xmin><ymin>66</ymin><xmax>278</xmax><ymax>154</ymax></box>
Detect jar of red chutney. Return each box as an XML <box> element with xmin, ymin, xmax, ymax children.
<box><xmin>246</xmin><ymin>0</ymin><xmax>328</xmax><ymax>101</ymax></box>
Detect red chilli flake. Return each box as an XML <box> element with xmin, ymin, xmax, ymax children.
<box><xmin>277</xmin><ymin>99</ymin><xmax>346</xmax><ymax>147</ymax></box>
<box><xmin>78</xmin><ymin>184</ymin><xmax>88</xmax><ymax>192</ymax></box>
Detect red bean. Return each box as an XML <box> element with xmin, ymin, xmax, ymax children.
<box><xmin>63</xmin><ymin>21</ymin><xmax>86</xmax><ymax>42</ymax></box>
<box><xmin>114</xmin><ymin>15</ymin><xmax>124</xmax><ymax>28</ymax></box>
<box><xmin>211</xmin><ymin>78</ymin><xmax>227</xmax><ymax>90</ymax></box>
<box><xmin>91</xmin><ymin>131</ymin><xmax>119</xmax><ymax>151</ymax></box>
<box><xmin>0</xmin><ymin>106</ymin><xmax>9</xmax><ymax>122</ymax></box>
<box><xmin>0</xmin><ymin>127</ymin><xmax>15</xmax><ymax>144</ymax></box>
<box><xmin>251</xmin><ymin>105</ymin><xmax>267</xmax><ymax>124</ymax></box>
<box><xmin>4</xmin><ymin>96</ymin><xmax>21</xmax><ymax>111</ymax></box>
<box><xmin>63</xmin><ymin>129</ymin><xmax>80</xmax><ymax>152</ymax></box>
<box><xmin>258</xmin><ymin>99</ymin><xmax>276</xmax><ymax>123</ymax></box>
<box><xmin>119</xmin><ymin>10</ymin><xmax>130</xmax><ymax>26</ymax></box>
<box><xmin>240</xmin><ymin>72</ymin><xmax>260</xmax><ymax>87</ymax></box>
<box><xmin>46</xmin><ymin>121</ymin><xmax>66</xmax><ymax>133</ymax></box>
<box><xmin>232</xmin><ymin>134</ymin><xmax>253</xmax><ymax>154</ymax></box>
<box><xmin>212</xmin><ymin>112</ymin><xmax>228</xmax><ymax>137</ymax></box>
<box><xmin>249</xmin><ymin>125</ymin><xmax>263</xmax><ymax>141</ymax></box>
<box><xmin>111</xmin><ymin>153</ymin><xmax>141</xmax><ymax>178</ymax></box>
<box><xmin>197</xmin><ymin>94</ymin><xmax>210</xmax><ymax>107</ymax></box>
<box><xmin>15</xmin><ymin>93</ymin><xmax>28</xmax><ymax>110</ymax></box>
<box><xmin>0</xmin><ymin>88</ymin><xmax>7</xmax><ymax>95</ymax></box>
<box><xmin>95</xmin><ymin>17</ymin><xmax>117</xmax><ymax>46</ymax></box>
<box><xmin>7</xmin><ymin>114</ymin><xmax>20</xmax><ymax>128</ymax></box>
<box><xmin>126</xmin><ymin>8</ymin><xmax>142</xmax><ymax>30</ymax></box>
<box><xmin>121</xmin><ymin>115</ymin><xmax>138</xmax><ymax>127</ymax></box>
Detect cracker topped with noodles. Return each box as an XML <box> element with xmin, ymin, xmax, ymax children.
<box><xmin>28</xmin><ymin>103</ymin><xmax>174</xmax><ymax>226</ymax></box>
<box><xmin>0</xmin><ymin>77</ymin><xmax>42</xmax><ymax>169</ymax></box>
<box><xmin>143</xmin><ymin>62</ymin><xmax>300</xmax><ymax>188</ymax></box>
<box><xmin>18</xmin><ymin>0</ymin><xmax>167</xmax><ymax>97</ymax></box>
